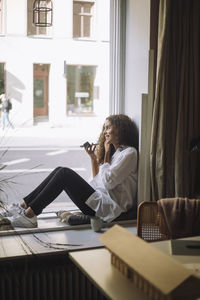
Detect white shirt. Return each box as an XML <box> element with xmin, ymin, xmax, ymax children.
<box><xmin>86</xmin><ymin>146</ymin><xmax>138</xmax><ymax>222</ymax></box>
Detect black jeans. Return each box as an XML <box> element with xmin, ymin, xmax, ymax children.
<box><xmin>23</xmin><ymin>167</ymin><xmax>96</xmax><ymax>216</ymax></box>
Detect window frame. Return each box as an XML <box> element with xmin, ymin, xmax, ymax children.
<box><xmin>66</xmin><ymin>64</ymin><xmax>97</xmax><ymax>116</ymax></box>
<box><xmin>71</xmin><ymin>0</ymin><xmax>126</xmax><ymax>115</ymax></box>
<box><xmin>109</xmin><ymin>0</ymin><xmax>126</xmax><ymax>114</ymax></box>
<box><xmin>73</xmin><ymin>1</ymin><xmax>95</xmax><ymax>39</ymax></box>
<box><xmin>27</xmin><ymin>0</ymin><xmax>53</xmax><ymax>38</ymax></box>
<box><xmin>0</xmin><ymin>0</ymin><xmax>5</xmax><ymax>35</ymax></box>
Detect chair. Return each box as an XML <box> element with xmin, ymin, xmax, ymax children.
<box><xmin>137</xmin><ymin>201</ymin><xmax>169</xmax><ymax>242</ymax></box>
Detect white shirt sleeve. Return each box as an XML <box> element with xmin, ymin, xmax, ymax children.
<box><xmin>99</xmin><ymin>147</ymin><xmax>137</xmax><ymax>190</ymax></box>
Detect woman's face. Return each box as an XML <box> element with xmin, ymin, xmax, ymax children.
<box><xmin>103</xmin><ymin>119</ymin><xmax>118</xmax><ymax>146</ymax></box>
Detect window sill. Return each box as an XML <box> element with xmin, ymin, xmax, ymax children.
<box><xmin>67</xmin><ymin>112</ymin><xmax>96</xmax><ymax>117</ymax></box>
<box><xmin>27</xmin><ymin>35</ymin><xmax>53</xmax><ymax>39</ymax></box>
<box><xmin>73</xmin><ymin>37</ymin><xmax>97</xmax><ymax>42</ymax></box>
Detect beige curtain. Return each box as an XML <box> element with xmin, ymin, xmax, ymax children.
<box><xmin>150</xmin><ymin>0</ymin><xmax>200</xmax><ymax>201</ymax></box>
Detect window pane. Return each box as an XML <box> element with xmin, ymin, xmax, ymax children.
<box><xmin>74</xmin><ymin>3</ymin><xmax>81</xmax><ymax>14</ymax></box>
<box><xmin>84</xmin><ymin>16</ymin><xmax>91</xmax><ymax>37</ymax></box>
<box><xmin>73</xmin><ymin>15</ymin><xmax>81</xmax><ymax>37</ymax></box>
<box><xmin>38</xmin><ymin>27</ymin><xmax>47</xmax><ymax>35</ymax></box>
<box><xmin>27</xmin><ymin>0</ymin><xmax>35</xmax><ymax>35</ymax></box>
<box><xmin>38</xmin><ymin>11</ymin><xmax>47</xmax><ymax>25</ymax></box>
<box><xmin>84</xmin><ymin>3</ymin><xmax>92</xmax><ymax>14</ymax></box>
<box><xmin>73</xmin><ymin>1</ymin><xmax>93</xmax><ymax>38</ymax></box>
<box><xmin>34</xmin><ymin>78</ymin><xmax>45</xmax><ymax>108</ymax></box>
<box><xmin>67</xmin><ymin>65</ymin><xmax>96</xmax><ymax>115</ymax></box>
<box><xmin>27</xmin><ymin>0</ymin><xmax>49</xmax><ymax>36</ymax></box>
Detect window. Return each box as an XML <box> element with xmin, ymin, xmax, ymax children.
<box><xmin>27</xmin><ymin>0</ymin><xmax>52</xmax><ymax>36</ymax></box>
<box><xmin>73</xmin><ymin>1</ymin><xmax>94</xmax><ymax>38</ymax></box>
<box><xmin>67</xmin><ymin>65</ymin><xmax>97</xmax><ymax>115</ymax></box>
<box><xmin>33</xmin><ymin>64</ymin><xmax>49</xmax><ymax>120</ymax></box>
<box><xmin>0</xmin><ymin>0</ymin><xmax>4</xmax><ymax>34</ymax></box>
<box><xmin>0</xmin><ymin>63</ymin><xmax>5</xmax><ymax>95</ymax></box>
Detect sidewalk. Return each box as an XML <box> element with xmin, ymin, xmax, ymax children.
<box><xmin>0</xmin><ymin>124</ymin><xmax>100</xmax><ymax>147</ymax></box>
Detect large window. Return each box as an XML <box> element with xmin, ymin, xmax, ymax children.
<box><xmin>67</xmin><ymin>65</ymin><xmax>97</xmax><ymax>115</ymax></box>
<box><xmin>73</xmin><ymin>1</ymin><xmax>94</xmax><ymax>38</ymax></box>
<box><xmin>0</xmin><ymin>63</ymin><xmax>5</xmax><ymax>95</ymax></box>
<box><xmin>27</xmin><ymin>0</ymin><xmax>52</xmax><ymax>36</ymax></box>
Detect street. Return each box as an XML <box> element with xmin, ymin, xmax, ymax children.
<box><xmin>0</xmin><ymin>145</ymin><xmax>92</xmax><ymax>207</ymax></box>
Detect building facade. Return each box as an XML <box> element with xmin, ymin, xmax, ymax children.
<box><xmin>0</xmin><ymin>0</ymin><xmax>110</xmax><ymax>129</ymax></box>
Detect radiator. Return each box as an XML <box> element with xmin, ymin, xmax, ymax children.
<box><xmin>0</xmin><ymin>256</ymin><xmax>108</xmax><ymax>300</ymax></box>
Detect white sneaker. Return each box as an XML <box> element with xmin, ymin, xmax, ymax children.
<box><xmin>6</xmin><ymin>210</ymin><xmax>38</xmax><ymax>228</ymax></box>
<box><xmin>0</xmin><ymin>203</ymin><xmax>23</xmax><ymax>218</ymax></box>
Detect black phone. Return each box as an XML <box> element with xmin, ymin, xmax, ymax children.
<box><xmin>80</xmin><ymin>141</ymin><xmax>91</xmax><ymax>148</ymax></box>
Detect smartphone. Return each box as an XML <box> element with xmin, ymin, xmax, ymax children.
<box><xmin>80</xmin><ymin>141</ymin><xmax>91</xmax><ymax>148</ymax></box>
<box><xmin>80</xmin><ymin>142</ymin><xmax>98</xmax><ymax>148</ymax></box>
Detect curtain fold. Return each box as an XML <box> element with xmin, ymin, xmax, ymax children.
<box><xmin>150</xmin><ymin>0</ymin><xmax>200</xmax><ymax>201</ymax></box>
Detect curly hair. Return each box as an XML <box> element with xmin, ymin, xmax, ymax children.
<box><xmin>96</xmin><ymin>114</ymin><xmax>139</xmax><ymax>164</ymax></box>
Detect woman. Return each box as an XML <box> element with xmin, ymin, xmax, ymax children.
<box><xmin>5</xmin><ymin>114</ymin><xmax>138</xmax><ymax>229</ymax></box>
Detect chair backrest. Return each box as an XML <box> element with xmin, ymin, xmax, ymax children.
<box><xmin>137</xmin><ymin>201</ymin><xmax>169</xmax><ymax>242</ymax></box>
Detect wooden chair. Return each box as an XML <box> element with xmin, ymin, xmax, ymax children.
<box><xmin>137</xmin><ymin>201</ymin><xmax>170</xmax><ymax>242</ymax></box>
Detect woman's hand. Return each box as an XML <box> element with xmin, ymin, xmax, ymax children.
<box><xmin>84</xmin><ymin>143</ymin><xmax>99</xmax><ymax>177</ymax></box>
<box><xmin>85</xmin><ymin>143</ymin><xmax>97</xmax><ymax>161</ymax></box>
<box><xmin>104</xmin><ymin>139</ymin><xmax>111</xmax><ymax>153</ymax></box>
<box><xmin>104</xmin><ymin>140</ymin><xmax>111</xmax><ymax>163</ymax></box>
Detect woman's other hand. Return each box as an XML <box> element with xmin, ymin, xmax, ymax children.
<box><xmin>104</xmin><ymin>140</ymin><xmax>111</xmax><ymax>163</ymax></box>
<box><xmin>85</xmin><ymin>143</ymin><xmax>97</xmax><ymax>160</ymax></box>
<box><xmin>85</xmin><ymin>143</ymin><xmax>99</xmax><ymax>177</ymax></box>
<box><xmin>104</xmin><ymin>139</ymin><xmax>111</xmax><ymax>153</ymax></box>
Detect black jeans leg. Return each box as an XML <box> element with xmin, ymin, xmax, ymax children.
<box><xmin>24</xmin><ymin>167</ymin><xmax>62</xmax><ymax>206</ymax></box>
<box><xmin>24</xmin><ymin>167</ymin><xmax>96</xmax><ymax>216</ymax></box>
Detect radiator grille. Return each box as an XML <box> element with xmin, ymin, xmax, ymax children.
<box><xmin>0</xmin><ymin>256</ymin><xmax>108</xmax><ymax>300</ymax></box>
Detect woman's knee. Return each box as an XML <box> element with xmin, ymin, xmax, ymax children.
<box><xmin>54</xmin><ymin>167</ymin><xmax>78</xmax><ymax>185</ymax></box>
<box><xmin>55</xmin><ymin>166</ymin><xmax>62</xmax><ymax>172</ymax></box>
<box><xmin>59</xmin><ymin>167</ymin><xmax>74</xmax><ymax>176</ymax></box>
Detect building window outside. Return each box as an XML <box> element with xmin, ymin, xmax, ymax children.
<box><xmin>33</xmin><ymin>64</ymin><xmax>49</xmax><ymax>121</ymax></box>
<box><xmin>0</xmin><ymin>63</ymin><xmax>5</xmax><ymax>95</ymax></box>
<box><xmin>67</xmin><ymin>65</ymin><xmax>97</xmax><ymax>115</ymax></box>
<box><xmin>27</xmin><ymin>0</ymin><xmax>52</xmax><ymax>36</ymax></box>
<box><xmin>73</xmin><ymin>1</ymin><xmax>94</xmax><ymax>38</ymax></box>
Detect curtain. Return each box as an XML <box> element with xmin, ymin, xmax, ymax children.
<box><xmin>150</xmin><ymin>0</ymin><xmax>200</xmax><ymax>201</ymax></box>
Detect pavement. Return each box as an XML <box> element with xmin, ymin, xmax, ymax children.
<box><xmin>0</xmin><ymin>123</ymin><xmax>100</xmax><ymax>148</ymax></box>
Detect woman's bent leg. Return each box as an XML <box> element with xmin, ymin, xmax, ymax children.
<box><xmin>24</xmin><ymin>167</ymin><xmax>62</xmax><ymax>206</ymax></box>
<box><xmin>27</xmin><ymin>167</ymin><xmax>95</xmax><ymax>216</ymax></box>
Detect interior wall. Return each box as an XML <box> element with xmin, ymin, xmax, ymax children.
<box><xmin>125</xmin><ymin>0</ymin><xmax>150</xmax><ymax>131</ymax></box>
